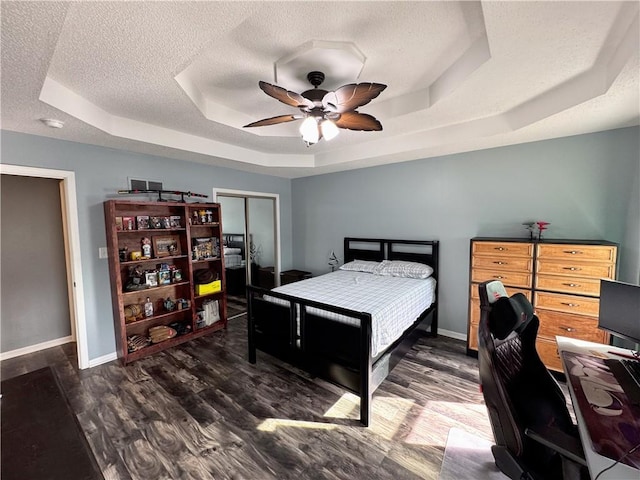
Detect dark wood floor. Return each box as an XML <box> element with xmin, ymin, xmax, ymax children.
<box><xmin>1</xmin><ymin>316</ymin><xmax>495</xmax><ymax>480</ymax></box>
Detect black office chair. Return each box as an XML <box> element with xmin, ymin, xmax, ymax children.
<box><xmin>477</xmin><ymin>280</ymin><xmax>589</xmax><ymax>480</ymax></box>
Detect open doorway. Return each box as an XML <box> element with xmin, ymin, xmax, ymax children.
<box><xmin>214</xmin><ymin>189</ymin><xmax>280</xmax><ymax>318</ymax></box>
<box><xmin>0</xmin><ymin>165</ymin><xmax>88</xmax><ymax>369</ymax></box>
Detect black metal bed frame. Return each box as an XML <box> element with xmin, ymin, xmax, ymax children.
<box><xmin>246</xmin><ymin>238</ymin><xmax>439</xmax><ymax>426</ymax></box>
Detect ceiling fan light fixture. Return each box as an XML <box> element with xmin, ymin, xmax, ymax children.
<box><xmin>300</xmin><ymin>116</ymin><xmax>319</xmax><ymax>144</ymax></box>
<box><xmin>321</xmin><ymin>119</ymin><xmax>339</xmax><ymax>141</ymax></box>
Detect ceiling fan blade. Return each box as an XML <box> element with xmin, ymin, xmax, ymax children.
<box><xmin>244</xmin><ymin>114</ymin><xmax>301</xmax><ymax>128</ymax></box>
<box><xmin>259</xmin><ymin>81</ymin><xmax>314</xmax><ymax>109</ymax></box>
<box><xmin>323</xmin><ymin>83</ymin><xmax>387</xmax><ymax>113</ymax></box>
<box><xmin>334</xmin><ymin>111</ymin><xmax>383</xmax><ymax>131</ymax></box>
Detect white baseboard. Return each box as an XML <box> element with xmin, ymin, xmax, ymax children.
<box><xmin>438</xmin><ymin>328</ymin><xmax>467</xmax><ymax>341</ymax></box>
<box><xmin>0</xmin><ymin>335</ymin><xmax>74</xmax><ymax>361</ymax></box>
<box><xmin>88</xmin><ymin>351</ymin><xmax>118</xmax><ymax>368</ymax></box>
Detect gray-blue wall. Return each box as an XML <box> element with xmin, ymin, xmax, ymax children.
<box><xmin>1</xmin><ymin>131</ymin><xmax>293</xmax><ymax>362</ymax></box>
<box><xmin>291</xmin><ymin>127</ymin><xmax>640</xmax><ymax>337</ymax></box>
<box><xmin>2</xmin><ymin>127</ymin><xmax>638</xmax><ymax>361</ymax></box>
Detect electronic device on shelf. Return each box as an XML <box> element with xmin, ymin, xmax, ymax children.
<box><xmin>598</xmin><ymin>279</ymin><xmax>640</xmax><ymax>405</ymax></box>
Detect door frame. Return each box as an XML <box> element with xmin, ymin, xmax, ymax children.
<box><xmin>212</xmin><ymin>188</ymin><xmax>281</xmax><ymax>286</ymax></box>
<box><xmin>0</xmin><ymin>164</ymin><xmax>89</xmax><ymax>369</ymax></box>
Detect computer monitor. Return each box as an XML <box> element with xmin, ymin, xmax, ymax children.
<box><xmin>598</xmin><ymin>279</ymin><xmax>640</xmax><ymax>345</ymax></box>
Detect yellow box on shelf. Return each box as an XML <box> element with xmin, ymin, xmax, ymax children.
<box><xmin>196</xmin><ymin>280</ymin><xmax>221</xmax><ymax>296</ymax></box>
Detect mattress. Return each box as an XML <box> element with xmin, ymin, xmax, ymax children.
<box><xmin>224</xmin><ymin>254</ymin><xmax>243</xmax><ymax>267</ymax></box>
<box><xmin>267</xmin><ymin>270</ymin><xmax>436</xmax><ymax>356</ymax></box>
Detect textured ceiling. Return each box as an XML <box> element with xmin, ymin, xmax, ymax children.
<box><xmin>1</xmin><ymin>1</ymin><xmax>638</xmax><ymax>178</ymax></box>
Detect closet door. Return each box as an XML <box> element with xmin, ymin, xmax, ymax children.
<box><xmin>247</xmin><ymin>197</ymin><xmax>277</xmax><ymax>288</ymax></box>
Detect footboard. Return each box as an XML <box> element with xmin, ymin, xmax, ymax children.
<box><xmin>247</xmin><ymin>285</ymin><xmax>375</xmax><ymax>425</ymax></box>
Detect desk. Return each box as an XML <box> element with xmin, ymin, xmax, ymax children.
<box><xmin>556</xmin><ymin>336</ymin><xmax>640</xmax><ymax>479</ymax></box>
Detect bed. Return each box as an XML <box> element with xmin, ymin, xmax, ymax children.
<box><xmin>247</xmin><ymin>237</ymin><xmax>439</xmax><ymax>426</ymax></box>
<box><xmin>222</xmin><ymin>233</ymin><xmax>246</xmax><ymax>267</ymax></box>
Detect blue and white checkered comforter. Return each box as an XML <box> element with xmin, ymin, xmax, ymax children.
<box><xmin>267</xmin><ymin>270</ymin><xmax>436</xmax><ymax>356</ymax></box>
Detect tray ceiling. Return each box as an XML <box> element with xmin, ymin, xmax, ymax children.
<box><xmin>1</xmin><ymin>1</ymin><xmax>638</xmax><ymax>178</ymax></box>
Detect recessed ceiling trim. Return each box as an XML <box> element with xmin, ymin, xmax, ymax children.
<box><xmin>39</xmin><ymin>76</ymin><xmax>315</xmax><ymax>168</ymax></box>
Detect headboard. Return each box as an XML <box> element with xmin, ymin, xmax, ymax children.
<box><xmin>343</xmin><ymin>237</ymin><xmax>439</xmax><ymax>279</ymax></box>
<box><xmin>223</xmin><ymin>233</ymin><xmax>246</xmax><ymax>259</ymax></box>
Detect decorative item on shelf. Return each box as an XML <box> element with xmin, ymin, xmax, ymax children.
<box><xmin>172</xmin><ymin>269</ymin><xmax>182</xmax><ymax>283</ymax></box>
<box><xmin>153</xmin><ymin>235</ymin><xmax>181</xmax><ymax>257</ymax></box>
<box><xmin>119</xmin><ymin>247</ymin><xmax>128</xmax><ymax>262</ymax></box>
<box><xmin>176</xmin><ymin>298</ymin><xmax>190</xmax><ymax>310</ymax></box>
<box><xmin>130</xmin><ymin>251</ymin><xmax>142</xmax><ymax>261</ymax></box>
<box><xmin>148</xmin><ymin>216</ymin><xmax>161</xmax><ymax>229</ymax></box>
<box><xmin>124</xmin><ymin>303</ymin><xmax>144</xmax><ymax>323</ymax></box>
<box><xmin>202</xmin><ymin>299</ymin><xmax>221</xmax><ymax>326</ymax></box>
<box><xmin>127</xmin><ymin>334</ymin><xmax>150</xmax><ymax>353</ymax></box>
<box><xmin>192</xmin><ymin>237</ymin><xmax>218</xmax><ymax>260</ymax></box>
<box><xmin>199</xmin><ymin>209</ymin><xmax>207</xmax><ymax>224</ymax></box>
<box><xmin>145</xmin><ymin>271</ymin><xmax>158</xmax><ymax>287</ymax></box>
<box><xmin>117</xmin><ymin>189</ymin><xmax>208</xmax><ymax>202</ymax></box>
<box><xmin>537</xmin><ymin>221</ymin><xmax>550</xmax><ymax>240</ymax></box>
<box><xmin>169</xmin><ymin>215</ymin><xmax>181</xmax><ymax>228</ymax></box>
<box><xmin>148</xmin><ymin>325</ymin><xmax>177</xmax><ymax>344</ymax></box>
<box><xmin>136</xmin><ymin>215</ymin><xmax>150</xmax><ymax>230</ymax></box>
<box><xmin>144</xmin><ymin>296</ymin><xmax>154</xmax><ymax>317</ymax></box>
<box><xmin>163</xmin><ymin>297</ymin><xmax>176</xmax><ymax>312</ymax></box>
<box><xmin>522</xmin><ymin>222</ymin><xmax>536</xmax><ymax>240</ymax></box>
<box><xmin>158</xmin><ymin>269</ymin><xmax>171</xmax><ymax>285</ymax></box>
<box><xmin>328</xmin><ymin>250</ymin><xmax>340</xmax><ymax>272</ymax></box>
<box><xmin>125</xmin><ymin>265</ymin><xmax>149</xmax><ymax>291</ymax></box>
<box><xmin>161</xmin><ymin>217</ymin><xmax>171</xmax><ymax>229</ymax></box>
<box><xmin>115</xmin><ymin>217</ymin><xmax>124</xmax><ymax>231</ymax></box>
<box><xmin>141</xmin><ymin>237</ymin><xmax>152</xmax><ymax>258</ymax></box>
<box><xmin>122</xmin><ymin>216</ymin><xmax>135</xmax><ymax>231</ymax></box>
<box><xmin>168</xmin><ymin>321</ymin><xmax>191</xmax><ymax>336</ymax></box>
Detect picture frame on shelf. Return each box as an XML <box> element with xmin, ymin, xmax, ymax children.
<box><xmin>145</xmin><ymin>271</ymin><xmax>158</xmax><ymax>287</ymax></box>
<box><xmin>153</xmin><ymin>235</ymin><xmax>181</xmax><ymax>257</ymax></box>
<box><xmin>136</xmin><ymin>215</ymin><xmax>150</xmax><ymax>230</ymax></box>
<box><xmin>158</xmin><ymin>270</ymin><xmax>171</xmax><ymax>285</ymax></box>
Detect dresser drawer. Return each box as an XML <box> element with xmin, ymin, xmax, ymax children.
<box><xmin>472</xmin><ymin>255</ymin><xmax>533</xmax><ymax>272</ymax></box>
<box><xmin>535</xmin><ymin>337</ymin><xmax>563</xmax><ymax>372</ymax></box>
<box><xmin>470</xmin><ymin>298</ymin><xmax>480</xmax><ymax>325</ymax></box>
<box><xmin>536</xmin><ymin>259</ymin><xmax>615</xmax><ymax>279</ymax></box>
<box><xmin>535</xmin><ymin>274</ymin><xmax>601</xmax><ymax>297</ymax></box>
<box><xmin>537</xmin><ymin>244</ymin><xmax>617</xmax><ymax>263</ymax></box>
<box><xmin>468</xmin><ymin>323</ymin><xmax>479</xmax><ymax>351</ymax></box>
<box><xmin>473</xmin><ymin>241</ymin><xmax>533</xmax><ymax>257</ymax></box>
<box><xmin>471</xmin><ymin>268</ymin><xmax>532</xmax><ymax>288</ymax></box>
<box><xmin>534</xmin><ymin>291</ymin><xmax>600</xmax><ymax>317</ymax></box>
<box><xmin>537</xmin><ymin>310</ymin><xmax>607</xmax><ymax>343</ymax></box>
<box><xmin>470</xmin><ymin>284</ymin><xmax>531</xmax><ymax>300</ymax></box>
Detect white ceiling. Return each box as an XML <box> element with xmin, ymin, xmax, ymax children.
<box><xmin>1</xmin><ymin>1</ymin><xmax>638</xmax><ymax>179</ymax></box>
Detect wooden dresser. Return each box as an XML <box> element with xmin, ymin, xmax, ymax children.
<box><xmin>468</xmin><ymin>237</ymin><xmax>618</xmax><ymax>371</ymax></box>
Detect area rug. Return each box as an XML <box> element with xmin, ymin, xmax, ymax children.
<box><xmin>1</xmin><ymin>367</ymin><xmax>103</xmax><ymax>480</ymax></box>
<box><xmin>439</xmin><ymin>427</ymin><xmax>508</xmax><ymax>480</ymax></box>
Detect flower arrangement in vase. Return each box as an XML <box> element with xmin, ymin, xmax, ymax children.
<box><xmin>523</xmin><ymin>221</ymin><xmax>551</xmax><ymax>240</ymax></box>
<box><xmin>536</xmin><ymin>221</ymin><xmax>550</xmax><ymax>240</ymax></box>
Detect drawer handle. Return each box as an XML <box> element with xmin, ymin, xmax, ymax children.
<box><xmin>560</xmin><ymin>326</ymin><xmax>576</xmax><ymax>332</ymax></box>
<box><xmin>493</xmin><ymin>275</ymin><xmax>505</xmax><ymax>279</ymax></box>
<box><xmin>495</xmin><ymin>247</ymin><xmax>506</xmax><ymax>251</ymax></box>
<box><xmin>562</xmin><ymin>283</ymin><xmax>581</xmax><ymax>287</ymax></box>
<box><xmin>494</xmin><ymin>261</ymin><xmax>508</xmax><ymax>265</ymax></box>
<box><xmin>564</xmin><ymin>250</ymin><xmax>583</xmax><ymax>255</ymax></box>
<box><xmin>561</xmin><ymin>302</ymin><xmax>579</xmax><ymax>307</ymax></box>
<box><xmin>563</xmin><ymin>267</ymin><xmax>582</xmax><ymax>271</ymax></box>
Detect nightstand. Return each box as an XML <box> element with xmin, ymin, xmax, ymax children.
<box><xmin>281</xmin><ymin>269</ymin><xmax>312</xmax><ymax>285</ymax></box>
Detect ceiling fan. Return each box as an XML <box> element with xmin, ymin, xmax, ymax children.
<box><xmin>244</xmin><ymin>71</ymin><xmax>387</xmax><ymax>145</ymax></box>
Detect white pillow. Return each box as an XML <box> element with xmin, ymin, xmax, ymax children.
<box><xmin>339</xmin><ymin>260</ymin><xmax>382</xmax><ymax>274</ymax></box>
<box><xmin>375</xmin><ymin>260</ymin><xmax>433</xmax><ymax>279</ymax></box>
